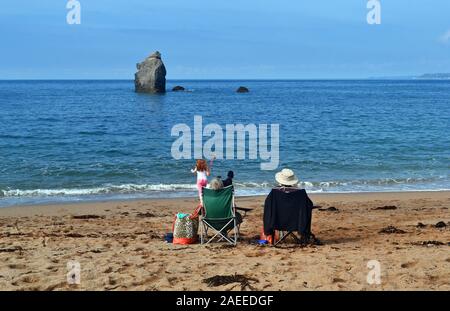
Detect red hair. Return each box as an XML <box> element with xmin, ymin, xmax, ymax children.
<box><xmin>196</xmin><ymin>159</ymin><xmax>208</xmax><ymax>172</ymax></box>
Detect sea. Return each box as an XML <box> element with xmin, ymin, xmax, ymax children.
<box><xmin>0</xmin><ymin>80</ymin><xmax>449</xmax><ymax>207</ymax></box>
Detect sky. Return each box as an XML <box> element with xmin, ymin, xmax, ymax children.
<box><xmin>0</xmin><ymin>0</ymin><xmax>449</xmax><ymax>79</ymax></box>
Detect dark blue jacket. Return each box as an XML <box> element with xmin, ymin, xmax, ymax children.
<box><xmin>263</xmin><ymin>188</ymin><xmax>313</xmax><ymax>238</ymax></box>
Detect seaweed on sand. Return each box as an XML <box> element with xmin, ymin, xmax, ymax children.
<box><xmin>413</xmin><ymin>240</ymin><xmax>448</xmax><ymax>246</ymax></box>
<box><xmin>379</xmin><ymin>226</ymin><xmax>406</xmax><ymax>234</ymax></box>
<box><xmin>0</xmin><ymin>246</ymin><xmax>23</xmax><ymax>253</ymax></box>
<box><xmin>72</xmin><ymin>215</ymin><xmax>103</xmax><ymax>220</ymax></box>
<box><xmin>434</xmin><ymin>221</ymin><xmax>447</xmax><ymax>228</ymax></box>
<box><xmin>318</xmin><ymin>207</ymin><xmax>339</xmax><ymax>212</ymax></box>
<box><xmin>203</xmin><ymin>274</ymin><xmax>258</xmax><ymax>290</ymax></box>
<box><xmin>136</xmin><ymin>212</ymin><xmax>156</xmax><ymax>218</ymax></box>
<box><xmin>373</xmin><ymin>205</ymin><xmax>398</xmax><ymax>210</ymax></box>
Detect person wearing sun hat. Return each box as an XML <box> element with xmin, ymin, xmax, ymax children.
<box><xmin>263</xmin><ymin>168</ymin><xmax>317</xmax><ymax>245</ymax></box>
<box><xmin>275</xmin><ymin>168</ymin><xmax>299</xmax><ymax>187</ymax></box>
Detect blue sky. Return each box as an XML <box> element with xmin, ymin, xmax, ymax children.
<box><xmin>1</xmin><ymin>0</ymin><xmax>449</xmax><ymax>79</ymax></box>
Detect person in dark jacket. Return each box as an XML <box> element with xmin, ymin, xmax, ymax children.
<box><xmin>263</xmin><ymin>168</ymin><xmax>315</xmax><ymax>244</ymax></box>
<box><xmin>222</xmin><ymin>171</ymin><xmax>234</xmax><ymax>188</ymax></box>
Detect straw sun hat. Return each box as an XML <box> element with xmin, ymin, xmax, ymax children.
<box><xmin>275</xmin><ymin>168</ymin><xmax>299</xmax><ymax>186</ymax></box>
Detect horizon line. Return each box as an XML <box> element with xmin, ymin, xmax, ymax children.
<box><xmin>0</xmin><ymin>77</ymin><xmax>433</xmax><ymax>82</ymax></box>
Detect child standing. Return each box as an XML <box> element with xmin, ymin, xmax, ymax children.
<box><xmin>191</xmin><ymin>159</ymin><xmax>211</xmax><ymax>205</ymax></box>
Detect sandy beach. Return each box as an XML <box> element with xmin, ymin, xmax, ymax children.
<box><xmin>0</xmin><ymin>191</ymin><xmax>449</xmax><ymax>291</ymax></box>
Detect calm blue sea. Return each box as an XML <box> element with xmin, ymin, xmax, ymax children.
<box><xmin>0</xmin><ymin>80</ymin><xmax>449</xmax><ymax>207</ymax></box>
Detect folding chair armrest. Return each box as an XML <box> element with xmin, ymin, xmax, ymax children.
<box><xmin>235</xmin><ymin>207</ymin><xmax>253</xmax><ymax>212</ymax></box>
<box><xmin>203</xmin><ymin>216</ymin><xmax>235</xmax><ymax>221</ymax></box>
<box><xmin>235</xmin><ymin>206</ymin><xmax>253</xmax><ymax>217</ymax></box>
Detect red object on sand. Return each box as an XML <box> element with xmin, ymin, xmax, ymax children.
<box><xmin>260</xmin><ymin>227</ymin><xmax>279</xmax><ymax>245</ymax></box>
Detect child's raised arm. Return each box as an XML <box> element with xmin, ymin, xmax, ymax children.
<box><xmin>207</xmin><ymin>154</ymin><xmax>216</xmax><ymax>176</ymax></box>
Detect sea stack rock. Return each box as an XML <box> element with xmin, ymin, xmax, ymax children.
<box><xmin>236</xmin><ymin>86</ymin><xmax>249</xmax><ymax>93</ymax></box>
<box><xmin>134</xmin><ymin>51</ymin><xmax>166</xmax><ymax>93</ymax></box>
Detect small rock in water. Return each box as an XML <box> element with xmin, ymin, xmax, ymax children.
<box><xmin>172</xmin><ymin>85</ymin><xmax>185</xmax><ymax>91</ymax></box>
<box><xmin>236</xmin><ymin>86</ymin><xmax>249</xmax><ymax>93</ymax></box>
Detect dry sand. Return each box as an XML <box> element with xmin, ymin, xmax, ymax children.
<box><xmin>0</xmin><ymin>191</ymin><xmax>449</xmax><ymax>291</ymax></box>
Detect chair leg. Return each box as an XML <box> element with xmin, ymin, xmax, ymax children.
<box><xmin>274</xmin><ymin>231</ymin><xmax>292</xmax><ymax>246</ymax></box>
<box><xmin>274</xmin><ymin>231</ymin><xmax>303</xmax><ymax>246</ymax></box>
<box><xmin>200</xmin><ymin>221</ymin><xmax>204</xmax><ymax>244</ymax></box>
<box><xmin>201</xmin><ymin>221</ymin><xmax>211</xmax><ymax>244</ymax></box>
<box><xmin>234</xmin><ymin>219</ymin><xmax>240</xmax><ymax>245</ymax></box>
<box><xmin>206</xmin><ymin>229</ymin><xmax>234</xmax><ymax>245</ymax></box>
<box><xmin>293</xmin><ymin>233</ymin><xmax>302</xmax><ymax>244</ymax></box>
<box><xmin>203</xmin><ymin>219</ymin><xmax>235</xmax><ymax>245</ymax></box>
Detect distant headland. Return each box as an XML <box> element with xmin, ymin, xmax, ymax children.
<box><xmin>369</xmin><ymin>73</ymin><xmax>450</xmax><ymax>80</ymax></box>
<box><xmin>416</xmin><ymin>73</ymin><xmax>450</xmax><ymax>80</ymax></box>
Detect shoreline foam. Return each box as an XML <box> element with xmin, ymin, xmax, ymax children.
<box><xmin>1</xmin><ymin>180</ymin><xmax>449</xmax><ymax>208</ymax></box>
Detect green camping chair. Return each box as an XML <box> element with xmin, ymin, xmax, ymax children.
<box><xmin>200</xmin><ymin>185</ymin><xmax>239</xmax><ymax>245</ymax></box>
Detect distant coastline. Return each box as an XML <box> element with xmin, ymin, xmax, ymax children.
<box><xmin>2</xmin><ymin>74</ymin><xmax>450</xmax><ymax>81</ymax></box>
<box><xmin>369</xmin><ymin>73</ymin><xmax>450</xmax><ymax>80</ymax></box>
<box><xmin>416</xmin><ymin>73</ymin><xmax>450</xmax><ymax>80</ymax></box>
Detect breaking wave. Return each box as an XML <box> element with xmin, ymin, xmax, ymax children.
<box><xmin>1</xmin><ymin>176</ymin><xmax>449</xmax><ymax>200</ymax></box>
<box><xmin>0</xmin><ymin>183</ymin><xmax>197</xmax><ymax>198</ymax></box>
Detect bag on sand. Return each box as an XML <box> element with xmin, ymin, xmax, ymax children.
<box><xmin>172</xmin><ymin>206</ymin><xmax>200</xmax><ymax>245</ymax></box>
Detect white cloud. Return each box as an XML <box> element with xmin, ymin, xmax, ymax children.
<box><xmin>439</xmin><ymin>30</ymin><xmax>450</xmax><ymax>43</ymax></box>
